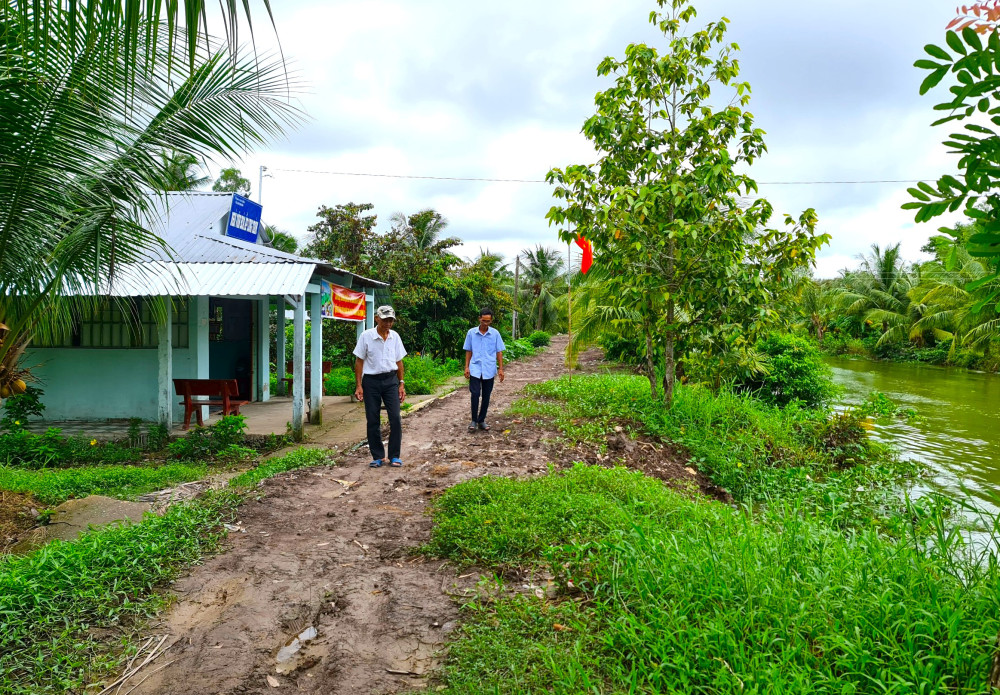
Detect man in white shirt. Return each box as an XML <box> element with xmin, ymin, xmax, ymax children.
<box><xmin>463</xmin><ymin>308</ymin><xmax>505</xmax><ymax>431</ymax></box>
<box><xmin>353</xmin><ymin>305</ymin><xmax>407</xmax><ymax>467</ymax></box>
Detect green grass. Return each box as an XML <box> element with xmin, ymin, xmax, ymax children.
<box><xmin>0</xmin><ymin>462</ymin><xmax>208</xmax><ymax>505</ymax></box>
<box><xmin>511</xmin><ymin>373</ymin><xmax>919</xmax><ymax>520</ymax></box>
<box><xmin>426</xmin><ymin>465</ymin><xmax>1000</xmax><ymax>694</ymax></box>
<box><xmin>228</xmin><ymin>447</ymin><xmax>331</xmax><ymax>488</ymax></box>
<box><xmin>0</xmin><ymin>447</ymin><xmax>334</xmax><ymax>694</ymax></box>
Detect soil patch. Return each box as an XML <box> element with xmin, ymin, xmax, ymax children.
<box><xmin>0</xmin><ymin>490</ymin><xmax>40</xmax><ymax>554</ymax></box>
<box><xmin>114</xmin><ymin>337</ymin><xmax>719</xmax><ymax>694</ymax></box>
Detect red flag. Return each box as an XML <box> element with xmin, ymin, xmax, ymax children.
<box><xmin>575</xmin><ymin>236</ymin><xmax>593</xmax><ymax>274</ymax></box>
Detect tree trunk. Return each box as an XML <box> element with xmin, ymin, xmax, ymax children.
<box><xmin>662</xmin><ymin>238</ymin><xmax>677</xmax><ymax>408</ymax></box>
<box><xmin>642</xmin><ymin>310</ymin><xmax>659</xmax><ymax>401</ymax></box>
<box><xmin>537</xmin><ymin>295</ymin><xmax>544</xmax><ymax>332</ymax></box>
<box><xmin>663</xmin><ymin>297</ymin><xmax>675</xmax><ymax>408</ymax></box>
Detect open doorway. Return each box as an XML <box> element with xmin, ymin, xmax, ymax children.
<box><xmin>208</xmin><ymin>298</ymin><xmax>253</xmax><ymax>400</ymax></box>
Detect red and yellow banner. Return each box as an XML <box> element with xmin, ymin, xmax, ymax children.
<box><xmin>321</xmin><ymin>281</ymin><xmax>366</xmax><ymax>321</ymax></box>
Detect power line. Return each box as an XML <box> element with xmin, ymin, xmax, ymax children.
<box><xmin>270</xmin><ymin>167</ymin><xmax>937</xmax><ymax>186</ymax></box>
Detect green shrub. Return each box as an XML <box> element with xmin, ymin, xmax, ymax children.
<box><xmin>1</xmin><ymin>386</ymin><xmax>45</xmax><ymax>432</ymax></box>
<box><xmin>167</xmin><ymin>415</ymin><xmax>248</xmax><ymax>460</ymax></box>
<box><xmin>0</xmin><ymin>428</ymin><xmax>143</xmax><ymax>469</ymax></box>
<box><xmin>502</xmin><ymin>338</ymin><xmax>536</xmax><ymax>362</ymax></box>
<box><xmin>324</xmin><ymin>367</ymin><xmax>355</xmax><ymax>396</ymax></box>
<box><xmin>526</xmin><ymin>330</ymin><xmax>551</xmax><ymax>348</ymax></box>
<box><xmin>401</xmin><ymin>355</ymin><xmax>462</xmax><ymax>395</ymax></box>
<box><xmin>735</xmin><ymin>333</ymin><xmax>836</xmax><ymax>408</ymax></box>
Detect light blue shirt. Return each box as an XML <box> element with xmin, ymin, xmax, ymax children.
<box><xmin>463</xmin><ymin>326</ymin><xmax>505</xmax><ymax>379</ymax></box>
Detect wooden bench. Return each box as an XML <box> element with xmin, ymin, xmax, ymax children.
<box><xmin>173</xmin><ymin>378</ymin><xmax>249</xmax><ymax>430</ymax></box>
<box><xmin>280</xmin><ymin>360</ymin><xmax>333</xmax><ymax>396</ymax></box>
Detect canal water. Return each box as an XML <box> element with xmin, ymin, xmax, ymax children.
<box><xmin>827</xmin><ymin>357</ymin><xmax>1000</xmax><ymax>512</ymax></box>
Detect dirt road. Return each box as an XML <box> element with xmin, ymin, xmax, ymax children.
<box><xmin>125</xmin><ymin>337</ymin><xmax>576</xmax><ymax>694</ymax></box>
<box><xmin>125</xmin><ymin>337</ymin><xmax>714</xmax><ymax>694</ymax></box>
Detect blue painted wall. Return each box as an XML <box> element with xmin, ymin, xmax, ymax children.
<box><xmin>25</xmin><ymin>306</ymin><xmax>199</xmax><ymax>422</ymax></box>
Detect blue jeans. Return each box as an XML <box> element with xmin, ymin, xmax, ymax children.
<box><xmin>469</xmin><ymin>376</ymin><xmax>495</xmax><ymax>424</ymax></box>
<box><xmin>362</xmin><ymin>372</ymin><xmax>401</xmax><ymax>461</ymax></box>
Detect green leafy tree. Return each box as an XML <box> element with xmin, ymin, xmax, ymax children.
<box><xmin>547</xmin><ymin>0</ymin><xmax>827</xmax><ymax>405</ymax></box>
<box><xmin>0</xmin><ymin>3</ymin><xmax>300</xmax><ymax>392</ymax></box>
<box><xmin>833</xmin><ymin>243</ymin><xmax>919</xmax><ymax>347</ymax></box>
<box><xmin>158</xmin><ymin>151</ymin><xmax>209</xmax><ymax>191</ymax></box>
<box><xmin>520</xmin><ymin>246</ymin><xmax>566</xmax><ymax>332</ymax></box>
<box><xmin>390</xmin><ymin>209</ymin><xmax>457</xmax><ymax>253</ymax></box>
<box><xmin>264</xmin><ymin>225</ymin><xmax>298</xmax><ymax>254</ymax></box>
<box><xmin>303</xmin><ymin>203</ymin><xmax>379</xmax><ymax>271</ymax></box>
<box><xmin>907</xmin><ymin>25</ymin><xmax>1000</xmax><ymax>314</ymax></box>
<box><xmin>212</xmin><ymin>167</ymin><xmax>251</xmax><ymax>195</ymax></box>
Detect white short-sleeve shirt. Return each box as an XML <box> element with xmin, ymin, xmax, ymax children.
<box><xmin>353</xmin><ymin>328</ymin><xmax>407</xmax><ymax>375</ymax></box>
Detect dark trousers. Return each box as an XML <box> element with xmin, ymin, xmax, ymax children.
<box><xmin>362</xmin><ymin>373</ymin><xmax>402</xmax><ymax>461</ymax></box>
<box><xmin>469</xmin><ymin>376</ymin><xmax>495</xmax><ymax>424</ymax></box>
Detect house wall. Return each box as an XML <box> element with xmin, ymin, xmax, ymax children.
<box><xmin>26</xmin><ymin>303</ymin><xmax>200</xmax><ymax>422</ymax></box>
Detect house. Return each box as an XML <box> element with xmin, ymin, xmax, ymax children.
<box><xmin>26</xmin><ymin>192</ymin><xmax>386</xmax><ymax>438</ymax></box>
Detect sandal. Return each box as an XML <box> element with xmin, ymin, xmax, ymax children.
<box><xmin>389</xmin><ymin>457</ymin><xmax>403</xmax><ymax>467</ymax></box>
<box><xmin>478</xmin><ymin>422</ymin><xmax>491</xmax><ymax>431</ymax></box>
<box><xmin>369</xmin><ymin>459</ymin><xmax>383</xmax><ymax>468</ymax></box>
<box><xmin>468</xmin><ymin>421</ymin><xmax>477</xmax><ymax>432</ymax></box>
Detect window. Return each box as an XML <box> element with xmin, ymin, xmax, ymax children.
<box><xmin>36</xmin><ymin>298</ymin><xmax>189</xmax><ymax>349</ymax></box>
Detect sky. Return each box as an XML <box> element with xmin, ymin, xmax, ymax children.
<box><xmin>216</xmin><ymin>0</ymin><xmax>967</xmax><ymax>278</ymax></box>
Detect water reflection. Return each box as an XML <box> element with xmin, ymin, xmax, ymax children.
<box><xmin>827</xmin><ymin>357</ymin><xmax>1000</xmax><ymax>513</ymax></box>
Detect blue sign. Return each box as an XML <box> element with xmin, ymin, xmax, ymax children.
<box><xmin>225</xmin><ymin>194</ymin><xmax>262</xmax><ymax>243</ymax></box>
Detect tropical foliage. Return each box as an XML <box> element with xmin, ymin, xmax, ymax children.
<box><xmin>0</xmin><ymin>1</ymin><xmax>299</xmax><ymax>393</ymax></box>
<box><xmin>547</xmin><ymin>0</ymin><xmax>828</xmax><ymax>404</ymax></box>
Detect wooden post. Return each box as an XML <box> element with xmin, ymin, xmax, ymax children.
<box><xmin>257</xmin><ymin>297</ymin><xmax>270</xmax><ymax>402</ymax></box>
<box><xmin>567</xmin><ymin>242</ymin><xmax>572</xmax><ymax>376</ymax></box>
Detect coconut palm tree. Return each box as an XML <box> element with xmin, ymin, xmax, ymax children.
<box><xmin>0</xmin><ymin>3</ymin><xmax>300</xmax><ymax>391</ymax></box>
<box><xmin>390</xmin><ymin>209</ymin><xmax>456</xmax><ymax>252</ymax></box>
<box><xmin>520</xmin><ymin>246</ymin><xmax>566</xmax><ymax>332</ymax></box>
<box><xmin>833</xmin><ymin>243</ymin><xmax>917</xmax><ymax>347</ymax></box>
<box><xmin>909</xmin><ymin>245</ymin><xmax>1000</xmax><ymax>357</ymax></box>
<box><xmin>264</xmin><ymin>225</ymin><xmax>299</xmax><ymax>254</ymax></box>
<box><xmin>158</xmin><ymin>151</ymin><xmax>210</xmax><ymax>191</ymax></box>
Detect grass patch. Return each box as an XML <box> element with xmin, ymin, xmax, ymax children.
<box><xmin>228</xmin><ymin>447</ymin><xmax>331</xmax><ymax>488</ymax></box>
<box><xmin>427</xmin><ymin>465</ymin><xmax>1000</xmax><ymax>694</ymax></box>
<box><xmin>0</xmin><ymin>462</ymin><xmax>207</xmax><ymax>505</ymax></box>
<box><xmin>511</xmin><ymin>373</ymin><xmax>919</xmax><ymax>518</ymax></box>
<box><xmin>0</xmin><ymin>447</ymin><xmax>334</xmax><ymax>694</ymax></box>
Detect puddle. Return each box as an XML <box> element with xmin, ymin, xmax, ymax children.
<box><xmin>275</xmin><ymin>626</ymin><xmax>318</xmax><ymax>673</ymax></box>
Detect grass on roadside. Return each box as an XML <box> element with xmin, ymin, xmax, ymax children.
<box><xmin>0</xmin><ymin>462</ymin><xmax>208</xmax><ymax>506</ymax></box>
<box><xmin>425</xmin><ymin>465</ymin><xmax>1000</xmax><ymax>694</ymax></box>
<box><xmin>0</xmin><ymin>447</ymin><xmax>333</xmax><ymax>695</ymax></box>
<box><xmin>511</xmin><ymin>373</ymin><xmax>920</xmax><ymax>521</ymax></box>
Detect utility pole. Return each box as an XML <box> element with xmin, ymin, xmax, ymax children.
<box><xmin>512</xmin><ymin>254</ymin><xmax>521</xmax><ymax>340</ymax></box>
<box><xmin>257</xmin><ymin>165</ymin><xmax>268</xmax><ymax>204</ymax></box>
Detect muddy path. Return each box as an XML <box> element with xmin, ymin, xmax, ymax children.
<box><xmin>124</xmin><ymin>337</ymin><xmax>714</xmax><ymax>695</ymax></box>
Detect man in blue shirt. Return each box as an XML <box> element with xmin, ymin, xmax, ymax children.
<box><xmin>463</xmin><ymin>308</ymin><xmax>505</xmax><ymax>431</ymax></box>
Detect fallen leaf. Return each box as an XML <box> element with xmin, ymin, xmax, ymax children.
<box><xmin>534</xmin><ymin>587</ymin><xmax>545</xmax><ymax>599</ymax></box>
<box><xmin>317</xmin><ymin>542</ymin><xmax>330</xmax><ymax>547</ymax></box>
<box><xmin>266</xmin><ymin>675</ymin><xmax>280</xmax><ymax>688</ymax></box>
<box><xmin>553</xmin><ymin>623</ymin><xmax>570</xmax><ymax>632</ymax></box>
<box><xmin>684</xmin><ymin>467</ymin><xmax>697</xmax><ymax>476</ymax></box>
<box><xmin>333</xmin><ymin>479</ymin><xmax>359</xmax><ymax>488</ymax></box>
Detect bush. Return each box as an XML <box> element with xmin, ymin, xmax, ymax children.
<box><xmin>1</xmin><ymin>386</ymin><xmax>45</xmax><ymax>432</ymax></box>
<box><xmin>402</xmin><ymin>355</ymin><xmax>462</xmax><ymax>395</ymax></box>
<box><xmin>502</xmin><ymin>338</ymin><xmax>536</xmax><ymax>362</ymax></box>
<box><xmin>324</xmin><ymin>367</ymin><xmax>356</xmax><ymax>396</ymax></box>
<box><xmin>0</xmin><ymin>428</ymin><xmax>143</xmax><ymax>469</ymax></box>
<box><xmin>167</xmin><ymin>415</ymin><xmax>248</xmax><ymax>460</ymax></box>
<box><xmin>735</xmin><ymin>333</ymin><xmax>835</xmax><ymax>408</ymax></box>
<box><xmin>526</xmin><ymin>330</ymin><xmax>551</xmax><ymax>348</ymax></box>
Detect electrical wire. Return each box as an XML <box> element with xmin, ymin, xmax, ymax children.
<box><xmin>269</xmin><ymin>167</ymin><xmax>937</xmax><ymax>186</ymax></box>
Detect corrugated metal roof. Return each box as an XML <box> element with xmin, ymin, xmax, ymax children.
<box><xmin>81</xmin><ymin>262</ymin><xmax>317</xmax><ymax>297</ymax></box>
<box><xmin>88</xmin><ymin>193</ymin><xmax>387</xmax><ymax>297</ymax></box>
